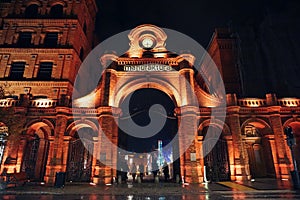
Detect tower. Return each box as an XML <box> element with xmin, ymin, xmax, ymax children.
<box><xmin>0</xmin><ymin>0</ymin><xmax>97</xmax><ymax>100</ymax></box>
<box><xmin>207</xmin><ymin>28</ymin><xmax>242</xmax><ymax>96</ymax></box>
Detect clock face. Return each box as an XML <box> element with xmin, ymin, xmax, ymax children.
<box><xmin>142</xmin><ymin>38</ymin><xmax>154</xmax><ymax>49</ymax></box>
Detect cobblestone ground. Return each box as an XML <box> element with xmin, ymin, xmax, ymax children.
<box><xmin>0</xmin><ymin>179</ymin><xmax>300</xmax><ymax>199</ymax></box>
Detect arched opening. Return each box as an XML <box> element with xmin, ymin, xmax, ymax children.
<box><xmin>202</xmin><ymin>126</ymin><xmax>230</xmax><ymax>182</ymax></box>
<box><xmin>242</xmin><ymin>121</ymin><xmax>275</xmax><ymax>178</ymax></box>
<box><xmin>66</xmin><ymin>127</ymin><xmax>95</xmax><ymax>182</ymax></box>
<box><xmin>288</xmin><ymin>121</ymin><xmax>300</xmax><ymax>171</ymax></box>
<box><xmin>21</xmin><ymin>125</ymin><xmax>50</xmax><ymax>181</ymax></box>
<box><xmin>25</xmin><ymin>4</ymin><xmax>39</xmax><ymax>18</ymax></box>
<box><xmin>50</xmin><ymin>4</ymin><xmax>64</xmax><ymax>18</ymax></box>
<box><xmin>117</xmin><ymin>88</ymin><xmax>179</xmax><ymax>182</ymax></box>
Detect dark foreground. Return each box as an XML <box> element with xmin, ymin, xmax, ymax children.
<box><xmin>1</xmin><ymin>178</ymin><xmax>300</xmax><ymax>199</ymax></box>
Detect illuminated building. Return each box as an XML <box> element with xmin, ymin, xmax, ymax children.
<box><xmin>0</xmin><ymin>0</ymin><xmax>299</xmax><ymax>185</ymax></box>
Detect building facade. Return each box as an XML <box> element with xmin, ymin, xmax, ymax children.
<box><xmin>0</xmin><ymin>0</ymin><xmax>300</xmax><ymax>185</ymax></box>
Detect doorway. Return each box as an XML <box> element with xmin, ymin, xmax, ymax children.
<box><xmin>117</xmin><ymin>88</ymin><xmax>180</xmax><ymax>181</ymax></box>
<box><xmin>66</xmin><ymin>128</ymin><xmax>94</xmax><ymax>182</ymax></box>
<box><xmin>22</xmin><ymin>134</ymin><xmax>49</xmax><ymax>181</ymax></box>
<box><xmin>203</xmin><ymin>126</ymin><xmax>230</xmax><ymax>182</ymax></box>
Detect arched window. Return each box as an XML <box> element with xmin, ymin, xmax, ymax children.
<box><xmin>25</xmin><ymin>4</ymin><xmax>39</xmax><ymax>18</ymax></box>
<box><xmin>50</xmin><ymin>4</ymin><xmax>64</xmax><ymax>18</ymax></box>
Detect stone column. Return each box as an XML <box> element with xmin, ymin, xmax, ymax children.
<box><xmin>44</xmin><ymin>111</ymin><xmax>68</xmax><ymax>184</ymax></box>
<box><xmin>224</xmin><ymin>135</ymin><xmax>235</xmax><ymax>180</ymax></box>
<box><xmin>175</xmin><ymin>106</ymin><xmax>201</xmax><ymax>183</ymax></box>
<box><xmin>268</xmin><ymin>106</ymin><xmax>291</xmax><ymax>179</ymax></box>
<box><xmin>93</xmin><ymin>106</ymin><xmax>121</xmax><ymax>184</ymax></box>
<box><xmin>196</xmin><ymin>135</ymin><xmax>204</xmax><ymax>182</ymax></box>
<box><xmin>62</xmin><ymin>136</ymin><xmax>71</xmax><ymax>172</ymax></box>
<box><xmin>227</xmin><ymin>106</ymin><xmax>251</xmax><ymax>181</ymax></box>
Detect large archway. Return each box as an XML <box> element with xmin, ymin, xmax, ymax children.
<box><xmin>22</xmin><ymin>122</ymin><xmax>51</xmax><ymax>181</ymax></box>
<box><xmin>202</xmin><ymin>126</ymin><xmax>230</xmax><ymax>182</ymax></box>
<box><xmin>117</xmin><ymin>88</ymin><xmax>180</xmax><ymax>181</ymax></box>
<box><xmin>241</xmin><ymin>119</ymin><xmax>275</xmax><ymax>178</ymax></box>
<box><xmin>285</xmin><ymin>120</ymin><xmax>300</xmax><ymax>172</ymax></box>
<box><xmin>66</xmin><ymin>127</ymin><xmax>96</xmax><ymax>182</ymax></box>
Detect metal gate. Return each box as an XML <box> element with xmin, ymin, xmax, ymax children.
<box><xmin>204</xmin><ymin>138</ymin><xmax>230</xmax><ymax>182</ymax></box>
<box><xmin>22</xmin><ymin>134</ymin><xmax>40</xmax><ymax>179</ymax></box>
<box><xmin>66</xmin><ymin>138</ymin><xmax>93</xmax><ymax>182</ymax></box>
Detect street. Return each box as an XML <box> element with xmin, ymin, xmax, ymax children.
<box><xmin>1</xmin><ymin>178</ymin><xmax>300</xmax><ymax>199</ymax></box>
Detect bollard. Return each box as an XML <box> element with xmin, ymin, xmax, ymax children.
<box><xmin>176</xmin><ymin>174</ymin><xmax>180</xmax><ymax>183</ymax></box>
<box><xmin>137</xmin><ymin>176</ymin><xmax>141</xmax><ymax>183</ymax></box>
<box><xmin>118</xmin><ymin>175</ymin><xmax>122</xmax><ymax>184</ymax></box>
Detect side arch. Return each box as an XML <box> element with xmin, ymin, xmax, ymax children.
<box><xmin>21</xmin><ymin>121</ymin><xmax>52</xmax><ymax>181</ymax></box>
<box><xmin>198</xmin><ymin>119</ymin><xmax>231</xmax><ymax>136</ymax></box>
<box><xmin>25</xmin><ymin>119</ymin><xmax>55</xmax><ymax>137</ymax></box>
<box><xmin>241</xmin><ymin>118</ymin><xmax>272</xmax><ymax>136</ymax></box>
<box><xmin>65</xmin><ymin>120</ymin><xmax>98</xmax><ymax>138</ymax></box>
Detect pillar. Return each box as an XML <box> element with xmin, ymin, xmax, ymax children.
<box><xmin>176</xmin><ymin>106</ymin><xmax>202</xmax><ymax>183</ymax></box>
<box><xmin>93</xmin><ymin>106</ymin><xmax>120</xmax><ymax>184</ymax></box>
<box><xmin>44</xmin><ymin>111</ymin><xmax>68</xmax><ymax>184</ymax></box>
<box><xmin>268</xmin><ymin>106</ymin><xmax>291</xmax><ymax>179</ymax></box>
<box><xmin>227</xmin><ymin>106</ymin><xmax>251</xmax><ymax>181</ymax></box>
<box><xmin>224</xmin><ymin>135</ymin><xmax>235</xmax><ymax>181</ymax></box>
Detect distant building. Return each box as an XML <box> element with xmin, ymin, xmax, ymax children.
<box><xmin>0</xmin><ymin>0</ymin><xmax>299</xmax><ymax>185</ymax></box>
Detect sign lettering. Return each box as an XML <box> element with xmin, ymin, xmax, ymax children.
<box><xmin>124</xmin><ymin>64</ymin><xmax>174</xmax><ymax>72</ymax></box>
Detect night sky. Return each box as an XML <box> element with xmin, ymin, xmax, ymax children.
<box><xmin>95</xmin><ymin>0</ymin><xmax>289</xmax><ymax>46</ymax></box>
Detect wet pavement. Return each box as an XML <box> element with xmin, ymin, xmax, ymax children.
<box><xmin>0</xmin><ymin>179</ymin><xmax>300</xmax><ymax>199</ymax></box>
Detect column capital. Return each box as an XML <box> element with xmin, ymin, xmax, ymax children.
<box><xmin>174</xmin><ymin>105</ymin><xmax>199</xmax><ymax>116</ymax></box>
<box><xmin>267</xmin><ymin>106</ymin><xmax>282</xmax><ymax>114</ymax></box>
<box><xmin>227</xmin><ymin>106</ymin><xmax>241</xmax><ymax>114</ymax></box>
<box><xmin>97</xmin><ymin>106</ymin><xmax>122</xmax><ymax>117</ymax></box>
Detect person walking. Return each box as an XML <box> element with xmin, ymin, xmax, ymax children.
<box><xmin>139</xmin><ymin>164</ymin><xmax>144</xmax><ymax>182</ymax></box>
<box><xmin>163</xmin><ymin>163</ymin><xmax>169</xmax><ymax>182</ymax></box>
<box><xmin>152</xmin><ymin>160</ymin><xmax>159</xmax><ymax>182</ymax></box>
<box><xmin>131</xmin><ymin>163</ymin><xmax>137</xmax><ymax>182</ymax></box>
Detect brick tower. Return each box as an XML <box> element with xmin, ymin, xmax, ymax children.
<box><xmin>0</xmin><ymin>0</ymin><xmax>97</xmax><ymax>183</ymax></box>
<box><xmin>0</xmin><ymin>0</ymin><xmax>97</xmax><ymax>99</ymax></box>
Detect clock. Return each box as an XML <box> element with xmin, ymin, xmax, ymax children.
<box><xmin>141</xmin><ymin>37</ymin><xmax>155</xmax><ymax>49</ymax></box>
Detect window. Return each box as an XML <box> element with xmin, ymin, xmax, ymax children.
<box><xmin>44</xmin><ymin>33</ymin><xmax>58</xmax><ymax>47</ymax></box>
<box><xmin>10</xmin><ymin>62</ymin><xmax>26</xmax><ymax>79</ymax></box>
<box><xmin>18</xmin><ymin>32</ymin><xmax>32</xmax><ymax>47</ymax></box>
<box><xmin>50</xmin><ymin>4</ymin><xmax>63</xmax><ymax>18</ymax></box>
<box><xmin>25</xmin><ymin>4</ymin><xmax>39</xmax><ymax>18</ymax></box>
<box><xmin>37</xmin><ymin>62</ymin><xmax>53</xmax><ymax>80</ymax></box>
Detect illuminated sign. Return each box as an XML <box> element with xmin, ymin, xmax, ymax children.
<box><xmin>124</xmin><ymin>64</ymin><xmax>173</xmax><ymax>72</ymax></box>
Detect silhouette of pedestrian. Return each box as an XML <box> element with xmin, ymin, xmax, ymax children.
<box><xmin>139</xmin><ymin>164</ymin><xmax>144</xmax><ymax>181</ymax></box>
<box><xmin>152</xmin><ymin>160</ymin><xmax>159</xmax><ymax>180</ymax></box>
<box><xmin>131</xmin><ymin>163</ymin><xmax>137</xmax><ymax>182</ymax></box>
<box><xmin>163</xmin><ymin>163</ymin><xmax>169</xmax><ymax>182</ymax></box>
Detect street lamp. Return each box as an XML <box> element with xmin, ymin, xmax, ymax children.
<box><xmin>284</xmin><ymin>126</ymin><xmax>300</xmax><ymax>189</ymax></box>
